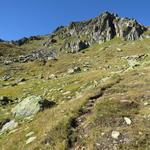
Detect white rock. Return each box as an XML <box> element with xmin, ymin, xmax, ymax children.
<box><xmin>117</xmin><ymin>48</ymin><xmax>122</xmax><ymax>52</ymax></box>
<box><xmin>26</xmin><ymin>136</ymin><xmax>37</xmax><ymax>144</ymax></box>
<box><xmin>48</xmin><ymin>74</ymin><xmax>57</xmax><ymax>79</ymax></box>
<box><xmin>111</xmin><ymin>131</ymin><xmax>120</xmax><ymax>139</ymax></box>
<box><xmin>124</xmin><ymin>117</ymin><xmax>132</xmax><ymax>125</ymax></box>
<box><xmin>1</xmin><ymin>120</ymin><xmax>18</xmax><ymax>133</ymax></box>
<box><xmin>63</xmin><ymin>91</ymin><xmax>71</xmax><ymax>95</ymax></box>
<box><xmin>26</xmin><ymin>131</ymin><xmax>34</xmax><ymax>137</ymax></box>
<box><xmin>144</xmin><ymin>102</ymin><xmax>149</xmax><ymax>106</ymax></box>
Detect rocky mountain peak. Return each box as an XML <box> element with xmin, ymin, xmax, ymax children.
<box><xmin>49</xmin><ymin>11</ymin><xmax>147</xmax><ymax>52</ymax></box>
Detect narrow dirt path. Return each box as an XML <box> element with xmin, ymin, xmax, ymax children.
<box><xmin>67</xmin><ymin>78</ymin><xmax>121</xmax><ymax>150</ymax></box>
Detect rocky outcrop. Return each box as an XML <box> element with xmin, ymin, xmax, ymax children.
<box><xmin>65</xmin><ymin>40</ymin><xmax>90</xmax><ymax>53</ymax></box>
<box><xmin>1</xmin><ymin>49</ymin><xmax>58</xmax><ymax>64</ymax></box>
<box><xmin>16</xmin><ymin>49</ymin><xmax>57</xmax><ymax>63</ymax></box>
<box><xmin>49</xmin><ymin>12</ymin><xmax>147</xmax><ymax>52</ymax></box>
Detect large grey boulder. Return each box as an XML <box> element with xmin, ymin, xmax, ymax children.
<box><xmin>12</xmin><ymin>96</ymin><xmax>54</xmax><ymax>118</ymax></box>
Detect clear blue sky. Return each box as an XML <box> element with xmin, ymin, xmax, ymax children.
<box><xmin>0</xmin><ymin>0</ymin><xmax>149</xmax><ymax>40</ymax></box>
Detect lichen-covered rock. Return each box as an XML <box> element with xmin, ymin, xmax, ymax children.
<box><xmin>12</xmin><ymin>96</ymin><xmax>54</xmax><ymax>118</ymax></box>
<box><xmin>0</xmin><ymin>120</ymin><xmax>18</xmax><ymax>134</ymax></box>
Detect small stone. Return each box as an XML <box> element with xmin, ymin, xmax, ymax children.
<box><xmin>124</xmin><ymin>117</ymin><xmax>132</xmax><ymax>125</ymax></box>
<box><xmin>68</xmin><ymin>66</ymin><xmax>81</xmax><ymax>74</ymax></box>
<box><xmin>96</xmin><ymin>143</ymin><xmax>101</xmax><ymax>146</ymax></box>
<box><xmin>48</xmin><ymin>74</ymin><xmax>57</xmax><ymax>80</ymax></box>
<box><xmin>144</xmin><ymin>102</ymin><xmax>149</xmax><ymax>106</ymax></box>
<box><xmin>101</xmin><ymin>132</ymin><xmax>105</xmax><ymax>136</ymax></box>
<box><xmin>111</xmin><ymin>131</ymin><xmax>120</xmax><ymax>140</ymax></box>
<box><xmin>26</xmin><ymin>131</ymin><xmax>34</xmax><ymax>137</ymax></box>
<box><xmin>26</xmin><ymin>136</ymin><xmax>37</xmax><ymax>144</ymax></box>
<box><xmin>63</xmin><ymin>91</ymin><xmax>71</xmax><ymax>95</ymax></box>
<box><xmin>117</xmin><ymin>48</ymin><xmax>123</xmax><ymax>52</ymax></box>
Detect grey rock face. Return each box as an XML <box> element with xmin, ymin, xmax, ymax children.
<box><xmin>1</xmin><ymin>49</ymin><xmax>57</xmax><ymax>64</ymax></box>
<box><xmin>114</xmin><ymin>17</ymin><xmax>145</xmax><ymax>40</ymax></box>
<box><xmin>51</xmin><ymin>12</ymin><xmax>146</xmax><ymax>52</ymax></box>
<box><xmin>12</xmin><ymin>96</ymin><xmax>54</xmax><ymax>118</ymax></box>
<box><xmin>5</xmin><ymin>49</ymin><xmax>57</xmax><ymax>64</ymax></box>
<box><xmin>69</xmin><ymin>40</ymin><xmax>89</xmax><ymax>53</ymax></box>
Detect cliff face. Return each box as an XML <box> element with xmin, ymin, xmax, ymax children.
<box><xmin>51</xmin><ymin>12</ymin><xmax>146</xmax><ymax>52</ymax></box>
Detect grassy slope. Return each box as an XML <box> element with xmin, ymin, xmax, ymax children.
<box><xmin>0</xmin><ymin>38</ymin><xmax>150</xmax><ymax>149</ymax></box>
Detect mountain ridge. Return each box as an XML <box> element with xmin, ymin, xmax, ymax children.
<box><xmin>0</xmin><ymin>11</ymin><xmax>149</xmax><ymax>61</ymax></box>
<box><xmin>0</xmin><ymin>11</ymin><xmax>148</xmax><ymax>43</ymax></box>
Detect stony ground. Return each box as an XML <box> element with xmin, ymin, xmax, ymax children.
<box><xmin>0</xmin><ymin>37</ymin><xmax>150</xmax><ymax>150</ymax></box>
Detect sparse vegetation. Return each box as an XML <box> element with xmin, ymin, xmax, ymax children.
<box><xmin>0</xmin><ymin>12</ymin><xmax>150</xmax><ymax>150</ymax></box>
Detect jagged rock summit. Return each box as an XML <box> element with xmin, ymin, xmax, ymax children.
<box><xmin>50</xmin><ymin>11</ymin><xmax>146</xmax><ymax>52</ymax></box>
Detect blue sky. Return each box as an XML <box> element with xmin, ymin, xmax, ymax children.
<box><xmin>0</xmin><ymin>0</ymin><xmax>149</xmax><ymax>40</ymax></box>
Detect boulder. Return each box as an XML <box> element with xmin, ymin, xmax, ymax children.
<box><xmin>0</xmin><ymin>120</ymin><xmax>18</xmax><ymax>134</ymax></box>
<box><xmin>0</xmin><ymin>118</ymin><xmax>11</xmax><ymax>129</ymax></box>
<box><xmin>124</xmin><ymin>117</ymin><xmax>132</xmax><ymax>125</ymax></box>
<box><xmin>12</xmin><ymin>96</ymin><xmax>54</xmax><ymax>118</ymax></box>
<box><xmin>68</xmin><ymin>66</ymin><xmax>81</xmax><ymax>74</ymax></box>
<box><xmin>47</xmin><ymin>74</ymin><xmax>57</xmax><ymax>80</ymax></box>
<box><xmin>111</xmin><ymin>131</ymin><xmax>120</xmax><ymax>140</ymax></box>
